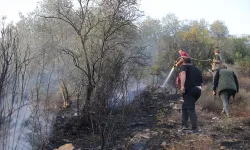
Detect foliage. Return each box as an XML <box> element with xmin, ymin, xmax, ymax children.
<box><xmin>1</xmin><ymin>1</ymin><xmax>250</xmax><ymax>149</ymax></box>
<box><xmin>0</xmin><ymin>0</ymin><xmax>148</xmax><ymax>149</ymax></box>
<box><xmin>230</xmin><ymin>37</ymin><xmax>250</xmax><ymax>75</ymax></box>
<box><xmin>210</xmin><ymin>20</ymin><xmax>229</xmax><ymax>39</ymax></box>
<box><xmin>139</xmin><ymin>14</ymin><xmax>250</xmax><ymax>73</ymax></box>
<box><xmin>139</xmin><ymin>17</ymin><xmax>162</xmax><ymax>63</ymax></box>
<box><xmin>233</xmin><ymin>37</ymin><xmax>250</xmax><ymax>58</ymax></box>
<box><xmin>237</xmin><ymin>57</ymin><xmax>250</xmax><ymax>75</ymax></box>
<box><xmin>180</xmin><ymin>21</ymin><xmax>212</xmax><ymax>71</ymax></box>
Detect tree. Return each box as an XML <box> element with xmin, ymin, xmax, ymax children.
<box><xmin>38</xmin><ymin>0</ymin><xmax>145</xmax><ymax>113</ymax></box>
<box><xmin>156</xmin><ymin>13</ymin><xmax>181</xmax><ymax>69</ymax></box>
<box><xmin>233</xmin><ymin>37</ymin><xmax>250</xmax><ymax>58</ymax></box>
<box><xmin>181</xmin><ymin>20</ymin><xmax>212</xmax><ymax>71</ymax></box>
<box><xmin>210</xmin><ymin>20</ymin><xmax>229</xmax><ymax>39</ymax></box>
<box><xmin>139</xmin><ymin>17</ymin><xmax>161</xmax><ymax>61</ymax></box>
<box><xmin>0</xmin><ymin>19</ymin><xmax>20</xmax><ymax>124</ymax></box>
<box><xmin>0</xmin><ymin>17</ymin><xmax>34</xmax><ymax>150</ymax></box>
<box><xmin>162</xmin><ymin>13</ymin><xmax>180</xmax><ymax>36</ymax></box>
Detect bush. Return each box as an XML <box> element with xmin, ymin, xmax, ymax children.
<box><xmin>230</xmin><ymin>89</ymin><xmax>250</xmax><ymax>117</ymax></box>
<box><xmin>238</xmin><ymin>77</ymin><xmax>250</xmax><ymax>93</ymax></box>
<box><xmin>222</xmin><ymin>51</ymin><xmax>235</xmax><ymax>65</ymax></box>
<box><xmin>198</xmin><ymin>86</ymin><xmax>250</xmax><ymax>117</ymax></box>
<box><xmin>198</xmin><ymin>87</ymin><xmax>222</xmax><ymax>114</ymax></box>
<box><xmin>236</xmin><ymin>57</ymin><xmax>250</xmax><ymax>76</ymax></box>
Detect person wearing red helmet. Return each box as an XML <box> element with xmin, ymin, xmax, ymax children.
<box><xmin>175</xmin><ymin>49</ymin><xmax>191</xmax><ymax>89</ymax></box>
<box><xmin>175</xmin><ymin>49</ymin><xmax>190</xmax><ymax>67</ymax></box>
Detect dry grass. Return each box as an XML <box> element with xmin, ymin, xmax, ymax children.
<box><xmin>230</xmin><ymin>89</ymin><xmax>250</xmax><ymax>117</ymax></box>
<box><xmin>167</xmin><ymin>110</ymin><xmax>182</xmax><ymax>123</ymax></box>
<box><xmin>238</xmin><ymin>77</ymin><xmax>250</xmax><ymax>91</ymax></box>
<box><xmin>198</xmin><ymin>86</ymin><xmax>223</xmax><ymax>114</ymax></box>
<box><xmin>198</xmin><ymin>85</ymin><xmax>250</xmax><ymax>120</ymax></box>
<box><xmin>202</xmin><ymin>73</ymin><xmax>213</xmax><ymax>85</ymax></box>
<box><xmin>167</xmin><ymin>135</ymin><xmax>213</xmax><ymax>150</ymax></box>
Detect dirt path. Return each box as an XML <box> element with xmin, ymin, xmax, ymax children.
<box><xmin>120</xmin><ymin>91</ymin><xmax>250</xmax><ymax>150</ymax></box>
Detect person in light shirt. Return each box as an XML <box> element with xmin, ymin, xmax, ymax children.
<box><xmin>211</xmin><ymin>47</ymin><xmax>223</xmax><ymax>78</ymax></box>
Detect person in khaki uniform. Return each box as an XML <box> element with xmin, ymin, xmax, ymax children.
<box><xmin>212</xmin><ymin>48</ymin><xmax>223</xmax><ymax>78</ymax></box>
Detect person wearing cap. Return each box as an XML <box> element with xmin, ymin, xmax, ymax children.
<box><xmin>175</xmin><ymin>49</ymin><xmax>190</xmax><ymax>67</ymax></box>
<box><xmin>175</xmin><ymin>50</ymin><xmax>191</xmax><ymax>89</ymax></box>
<box><xmin>212</xmin><ymin>47</ymin><xmax>223</xmax><ymax>78</ymax></box>
<box><xmin>213</xmin><ymin>65</ymin><xmax>239</xmax><ymax>117</ymax></box>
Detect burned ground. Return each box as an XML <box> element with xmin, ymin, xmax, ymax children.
<box><xmin>47</xmin><ymin>89</ymin><xmax>250</xmax><ymax>150</ymax></box>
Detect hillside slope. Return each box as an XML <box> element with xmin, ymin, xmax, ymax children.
<box><xmin>47</xmin><ymin>88</ymin><xmax>250</xmax><ymax>150</ymax></box>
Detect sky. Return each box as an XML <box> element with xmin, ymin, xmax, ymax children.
<box><xmin>0</xmin><ymin>0</ymin><xmax>249</xmax><ymax>35</ymax></box>
<box><xmin>0</xmin><ymin>0</ymin><xmax>39</xmax><ymax>22</ymax></box>
<box><xmin>140</xmin><ymin>0</ymin><xmax>250</xmax><ymax>35</ymax></box>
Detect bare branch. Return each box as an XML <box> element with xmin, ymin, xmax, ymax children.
<box><xmin>62</xmin><ymin>48</ymin><xmax>89</xmax><ymax>77</ymax></box>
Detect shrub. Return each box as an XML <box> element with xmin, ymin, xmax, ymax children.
<box><xmin>238</xmin><ymin>77</ymin><xmax>250</xmax><ymax>91</ymax></box>
<box><xmin>198</xmin><ymin>86</ymin><xmax>250</xmax><ymax>117</ymax></box>
<box><xmin>230</xmin><ymin>89</ymin><xmax>250</xmax><ymax>117</ymax></box>
<box><xmin>198</xmin><ymin>87</ymin><xmax>222</xmax><ymax>114</ymax></box>
<box><xmin>236</xmin><ymin>57</ymin><xmax>250</xmax><ymax>76</ymax></box>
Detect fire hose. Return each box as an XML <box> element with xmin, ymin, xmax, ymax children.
<box><xmin>161</xmin><ymin>57</ymin><xmax>212</xmax><ymax>88</ymax></box>
<box><xmin>190</xmin><ymin>57</ymin><xmax>212</xmax><ymax>62</ymax></box>
<box><xmin>176</xmin><ymin>56</ymin><xmax>212</xmax><ymax>63</ymax></box>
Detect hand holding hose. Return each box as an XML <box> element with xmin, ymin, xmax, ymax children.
<box><xmin>174</xmin><ymin>60</ymin><xmax>179</xmax><ymax>67</ymax></box>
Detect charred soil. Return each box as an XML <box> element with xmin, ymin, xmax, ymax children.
<box><xmin>47</xmin><ymin>90</ymin><xmax>250</xmax><ymax>150</ymax></box>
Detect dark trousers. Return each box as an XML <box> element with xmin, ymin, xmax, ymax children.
<box><xmin>182</xmin><ymin>87</ymin><xmax>201</xmax><ymax>130</ymax></box>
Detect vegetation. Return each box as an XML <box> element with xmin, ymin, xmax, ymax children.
<box><xmin>0</xmin><ymin>0</ymin><xmax>250</xmax><ymax>149</ymax></box>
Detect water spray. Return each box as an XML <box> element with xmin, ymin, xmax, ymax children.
<box><xmin>160</xmin><ymin>65</ymin><xmax>175</xmax><ymax>88</ymax></box>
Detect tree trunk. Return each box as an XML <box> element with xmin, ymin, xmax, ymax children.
<box><xmin>85</xmin><ymin>84</ymin><xmax>94</xmax><ymax>112</ymax></box>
